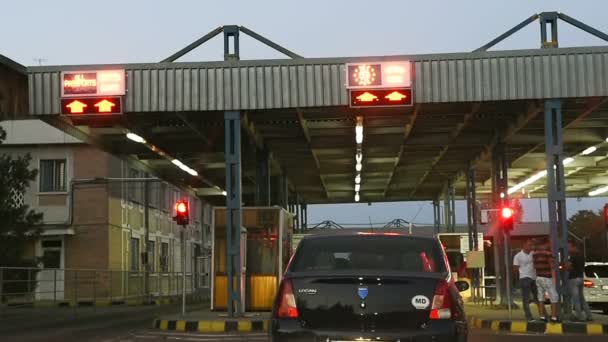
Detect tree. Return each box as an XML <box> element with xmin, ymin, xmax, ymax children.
<box><xmin>0</xmin><ymin>125</ymin><xmax>43</xmax><ymax>267</ymax></box>
<box><xmin>567</xmin><ymin>210</ymin><xmax>607</xmax><ymax>261</ymax></box>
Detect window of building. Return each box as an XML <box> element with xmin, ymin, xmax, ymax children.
<box><xmin>128</xmin><ymin>168</ymin><xmax>142</xmax><ymax>203</ymax></box>
<box><xmin>160</xmin><ymin>242</ymin><xmax>169</xmax><ymax>273</ymax></box>
<box><xmin>40</xmin><ymin>159</ymin><xmax>66</xmax><ymax>192</ymax></box>
<box><xmin>130</xmin><ymin>238</ymin><xmax>140</xmax><ymax>271</ymax></box>
<box><xmin>147</xmin><ymin>241</ymin><xmax>155</xmax><ymax>272</ymax></box>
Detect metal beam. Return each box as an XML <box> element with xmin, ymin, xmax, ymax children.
<box><xmin>161</xmin><ymin>26</ymin><xmax>223</xmax><ymax>63</ymax></box>
<box><xmin>384</xmin><ymin>105</ymin><xmax>420</xmax><ymax>196</ymax></box>
<box><xmin>558</xmin><ymin>12</ymin><xmax>608</xmax><ymax>43</ymax></box>
<box><xmin>475</xmin><ymin>14</ymin><xmax>540</xmax><ymax>52</ymax></box>
<box><xmin>512</xmin><ymin>98</ymin><xmax>608</xmax><ymax>165</ymax></box>
<box><xmin>455</xmin><ymin>102</ymin><xmax>542</xmax><ymax>184</ymax></box>
<box><xmin>297</xmin><ymin>109</ymin><xmax>330</xmax><ymax>200</ymax></box>
<box><xmin>410</xmin><ymin>104</ymin><xmax>479</xmax><ymax>197</ymax></box>
<box><xmin>239</xmin><ymin>26</ymin><xmax>303</xmax><ymax>59</ymax></box>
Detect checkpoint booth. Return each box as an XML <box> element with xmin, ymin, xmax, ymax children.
<box><xmin>211</xmin><ymin>207</ymin><xmax>293</xmax><ymax>311</ymax></box>
<box><xmin>437</xmin><ymin>233</ymin><xmax>486</xmax><ymax>302</ymax></box>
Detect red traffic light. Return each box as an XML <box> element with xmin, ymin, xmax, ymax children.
<box><xmin>173</xmin><ymin>201</ymin><xmax>189</xmax><ymax>226</ymax></box>
<box><xmin>501</xmin><ymin>207</ymin><xmax>514</xmax><ymax>219</ymax></box>
<box><xmin>175</xmin><ymin>201</ymin><xmax>188</xmax><ymax>214</ymax></box>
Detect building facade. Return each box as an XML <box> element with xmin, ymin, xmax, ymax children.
<box><xmin>0</xmin><ymin>119</ymin><xmax>212</xmax><ymax>302</ymax></box>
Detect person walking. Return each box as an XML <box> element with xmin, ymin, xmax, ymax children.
<box><xmin>567</xmin><ymin>241</ymin><xmax>593</xmax><ymax>322</ymax></box>
<box><xmin>533</xmin><ymin>238</ymin><xmax>560</xmax><ymax>323</ymax></box>
<box><xmin>513</xmin><ymin>239</ymin><xmax>538</xmax><ymax>322</ymax></box>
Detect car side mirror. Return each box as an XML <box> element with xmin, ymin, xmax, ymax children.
<box><xmin>455</xmin><ymin>281</ymin><xmax>469</xmax><ymax>292</ymax></box>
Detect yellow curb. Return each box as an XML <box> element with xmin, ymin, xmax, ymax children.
<box><xmin>176</xmin><ymin>320</ymin><xmax>186</xmax><ymax>332</ymax></box>
<box><xmin>511</xmin><ymin>321</ymin><xmax>528</xmax><ymax>334</ymax></box>
<box><xmin>238</xmin><ymin>321</ymin><xmax>252</xmax><ymax>332</ymax></box>
<box><xmin>263</xmin><ymin>320</ymin><xmax>269</xmax><ymax>332</ymax></box>
<box><xmin>587</xmin><ymin>324</ymin><xmax>603</xmax><ymax>335</ymax></box>
<box><xmin>490</xmin><ymin>320</ymin><xmax>500</xmax><ymax>331</ymax></box>
<box><xmin>545</xmin><ymin>323</ymin><xmax>562</xmax><ymax>335</ymax></box>
<box><xmin>159</xmin><ymin>320</ymin><xmax>168</xmax><ymax>330</ymax></box>
<box><xmin>95</xmin><ymin>300</ymin><xmax>111</xmax><ymax>307</ymax></box>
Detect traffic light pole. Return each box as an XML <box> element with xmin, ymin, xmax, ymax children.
<box><xmin>181</xmin><ymin>228</ymin><xmax>186</xmax><ymax>316</ymax></box>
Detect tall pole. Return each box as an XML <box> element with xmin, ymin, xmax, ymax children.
<box><xmin>182</xmin><ymin>229</ymin><xmax>186</xmax><ymax>316</ymax></box>
<box><xmin>144</xmin><ymin>181</ymin><xmax>150</xmax><ymax>303</ymax></box>
<box><xmin>504</xmin><ymin>231</ymin><xmax>512</xmax><ymax>319</ymax></box>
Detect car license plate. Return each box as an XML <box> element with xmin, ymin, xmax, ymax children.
<box><xmin>602</xmin><ymin>285</ymin><xmax>608</xmax><ymax>290</ymax></box>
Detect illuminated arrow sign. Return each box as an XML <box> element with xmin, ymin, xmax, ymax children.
<box><xmin>356</xmin><ymin>92</ymin><xmax>379</xmax><ymax>102</ymax></box>
<box><xmin>350</xmin><ymin>88</ymin><xmax>413</xmax><ymax>108</ymax></box>
<box><xmin>385</xmin><ymin>91</ymin><xmax>408</xmax><ymax>101</ymax></box>
<box><xmin>94</xmin><ymin>99</ymin><xmax>116</xmax><ymax>112</ymax></box>
<box><xmin>66</xmin><ymin>100</ymin><xmax>87</xmax><ymax>113</ymax></box>
<box><xmin>61</xmin><ymin>97</ymin><xmax>122</xmax><ymax>116</ymax></box>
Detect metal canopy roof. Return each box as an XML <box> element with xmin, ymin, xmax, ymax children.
<box><xmin>25</xmin><ymin>24</ymin><xmax>608</xmax><ymax>205</ymax></box>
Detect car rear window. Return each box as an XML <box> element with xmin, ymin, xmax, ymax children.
<box><xmin>585</xmin><ymin>265</ymin><xmax>608</xmax><ymax>278</ymax></box>
<box><xmin>290</xmin><ymin>235</ymin><xmax>447</xmax><ymax>274</ymax></box>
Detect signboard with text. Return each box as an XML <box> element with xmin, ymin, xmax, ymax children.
<box><xmin>61</xmin><ymin>70</ymin><xmax>125</xmax><ymax>97</ymax></box>
<box><xmin>346</xmin><ymin>61</ymin><xmax>413</xmax><ymax>108</ymax></box>
<box><xmin>346</xmin><ymin>61</ymin><xmax>411</xmax><ymax>89</ymax></box>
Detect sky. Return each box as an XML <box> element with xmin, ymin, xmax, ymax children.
<box><xmin>2</xmin><ymin>0</ymin><xmax>608</xmax><ymax>225</ymax></box>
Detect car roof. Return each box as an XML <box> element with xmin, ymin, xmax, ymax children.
<box><xmin>301</xmin><ymin>231</ymin><xmax>438</xmax><ymax>242</ymax></box>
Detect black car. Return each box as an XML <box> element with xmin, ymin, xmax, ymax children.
<box><xmin>270</xmin><ymin>232</ymin><xmax>469</xmax><ymax>342</ymax></box>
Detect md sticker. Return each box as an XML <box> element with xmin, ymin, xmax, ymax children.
<box><xmin>411</xmin><ymin>295</ymin><xmax>430</xmax><ymax>309</ymax></box>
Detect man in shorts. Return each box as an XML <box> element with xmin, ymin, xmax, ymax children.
<box><xmin>533</xmin><ymin>239</ymin><xmax>560</xmax><ymax>323</ymax></box>
<box><xmin>513</xmin><ymin>239</ymin><xmax>538</xmax><ymax>322</ymax></box>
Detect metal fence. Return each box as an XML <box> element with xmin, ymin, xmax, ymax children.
<box><xmin>0</xmin><ymin>267</ymin><xmax>209</xmax><ymax>306</ymax></box>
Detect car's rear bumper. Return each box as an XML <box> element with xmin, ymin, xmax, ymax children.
<box><xmin>270</xmin><ymin>319</ymin><xmax>467</xmax><ymax>342</ymax></box>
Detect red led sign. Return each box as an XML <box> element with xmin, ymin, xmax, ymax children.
<box><xmin>61</xmin><ymin>70</ymin><xmax>125</xmax><ymax>97</ymax></box>
<box><xmin>346</xmin><ymin>61</ymin><xmax>411</xmax><ymax>89</ymax></box>
<box><xmin>60</xmin><ymin>97</ymin><xmax>122</xmax><ymax>115</ymax></box>
<box><xmin>350</xmin><ymin>88</ymin><xmax>413</xmax><ymax>108</ymax></box>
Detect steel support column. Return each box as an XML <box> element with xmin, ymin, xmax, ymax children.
<box><xmin>466</xmin><ymin>165</ymin><xmax>480</xmax><ymax>302</ymax></box>
<box><xmin>492</xmin><ymin>143</ymin><xmax>510</xmax><ymax>306</ymax></box>
<box><xmin>544</xmin><ymin>99</ymin><xmax>569</xmax><ymax>297</ymax></box>
<box><xmin>444</xmin><ymin>181</ymin><xmax>456</xmax><ymax>233</ymax></box>
<box><xmin>466</xmin><ymin>166</ymin><xmax>478</xmax><ymax>251</ymax></box>
<box><xmin>224</xmin><ymin>111</ymin><xmax>242</xmax><ymax>317</ymax></box>
<box><xmin>433</xmin><ymin>199</ymin><xmax>441</xmax><ymax>234</ymax></box>
<box><xmin>302</xmin><ymin>203</ymin><xmax>308</xmax><ymax>232</ymax></box>
<box><xmin>255</xmin><ymin>147</ymin><xmax>271</xmax><ymax>206</ymax></box>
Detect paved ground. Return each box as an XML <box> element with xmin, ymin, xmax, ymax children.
<box><xmin>465</xmin><ymin>303</ymin><xmax>608</xmax><ymax>322</ymax></box>
<box><xmin>100</xmin><ymin>329</ymin><xmax>608</xmax><ymax>341</ymax></box>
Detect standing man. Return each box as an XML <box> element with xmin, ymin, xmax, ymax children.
<box><xmin>567</xmin><ymin>241</ymin><xmax>593</xmax><ymax>321</ymax></box>
<box><xmin>533</xmin><ymin>238</ymin><xmax>560</xmax><ymax>323</ymax></box>
<box><xmin>513</xmin><ymin>239</ymin><xmax>538</xmax><ymax>322</ymax></box>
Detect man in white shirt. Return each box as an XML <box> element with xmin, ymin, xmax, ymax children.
<box><xmin>513</xmin><ymin>239</ymin><xmax>539</xmax><ymax>321</ymax></box>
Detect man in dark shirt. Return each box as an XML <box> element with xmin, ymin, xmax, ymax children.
<box><xmin>567</xmin><ymin>241</ymin><xmax>593</xmax><ymax>321</ymax></box>
<box><xmin>533</xmin><ymin>239</ymin><xmax>559</xmax><ymax>322</ymax></box>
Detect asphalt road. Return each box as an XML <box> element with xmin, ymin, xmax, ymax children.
<box><xmin>2</xmin><ymin>306</ymin><xmax>606</xmax><ymax>341</ymax></box>
<box><xmin>104</xmin><ymin>329</ymin><xmax>608</xmax><ymax>342</ymax></box>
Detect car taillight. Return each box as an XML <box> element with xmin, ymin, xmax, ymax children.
<box><xmin>430</xmin><ymin>280</ymin><xmax>453</xmax><ymax>320</ymax></box>
<box><xmin>276</xmin><ymin>279</ymin><xmax>299</xmax><ymax>319</ymax></box>
<box><xmin>584</xmin><ymin>280</ymin><xmax>595</xmax><ymax>288</ymax></box>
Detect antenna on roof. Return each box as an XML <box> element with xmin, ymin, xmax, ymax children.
<box><xmin>33</xmin><ymin>58</ymin><xmax>47</xmax><ymax>66</ymax></box>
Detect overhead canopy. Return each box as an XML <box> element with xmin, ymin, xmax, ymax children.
<box><xmin>26</xmin><ymin>43</ymin><xmax>608</xmax><ymax>204</ymax></box>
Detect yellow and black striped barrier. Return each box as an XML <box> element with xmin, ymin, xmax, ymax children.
<box><xmin>31</xmin><ymin>297</ymin><xmax>176</xmax><ymax>308</ymax></box>
<box><xmin>469</xmin><ymin>316</ymin><xmax>608</xmax><ymax>335</ymax></box>
<box><xmin>154</xmin><ymin>319</ymin><xmax>269</xmax><ymax>333</ymax></box>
